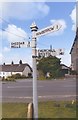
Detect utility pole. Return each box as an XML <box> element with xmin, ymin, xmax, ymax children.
<box><xmin>30</xmin><ymin>22</ymin><xmax>38</xmax><ymax>119</ymax></box>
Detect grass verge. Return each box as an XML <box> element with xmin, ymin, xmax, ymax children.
<box><xmin>2</xmin><ymin>101</ymin><xmax>77</xmax><ymax>118</ymax></box>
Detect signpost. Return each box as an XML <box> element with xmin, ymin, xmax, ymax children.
<box><xmin>30</xmin><ymin>22</ymin><xmax>61</xmax><ymax>119</ymax></box>
<box><xmin>37</xmin><ymin>49</ymin><xmax>64</xmax><ymax>58</ymax></box>
<box><xmin>10</xmin><ymin>22</ymin><xmax>62</xmax><ymax>119</ymax></box>
<box><xmin>10</xmin><ymin>41</ymin><xmax>30</xmax><ymax>48</ymax></box>
<box><xmin>36</xmin><ymin>23</ymin><xmax>61</xmax><ymax>37</ymax></box>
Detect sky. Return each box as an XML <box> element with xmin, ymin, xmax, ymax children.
<box><xmin>0</xmin><ymin>1</ymin><xmax>77</xmax><ymax>67</ymax></box>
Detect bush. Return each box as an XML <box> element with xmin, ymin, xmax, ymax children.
<box><xmin>5</xmin><ymin>76</ymin><xmax>15</xmax><ymax>81</ymax></box>
<box><xmin>37</xmin><ymin>56</ymin><xmax>66</xmax><ymax>79</ymax></box>
<box><xmin>4</xmin><ymin>73</ymin><xmax>32</xmax><ymax>81</ymax></box>
<box><xmin>14</xmin><ymin>73</ymin><xmax>22</xmax><ymax>79</ymax></box>
<box><xmin>28</xmin><ymin>73</ymin><xmax>32</xmax><ymax>78</ymax></box>
<box><xmin>70</xmin><ymin>70</ymin><xmax>77</xmax><ymax>75</ymax></box>
<box><xmin>38</xmin><ymin>70</ymin><xmax>46</xmax><ymax>80</ymax></box>
<box><xmin>21</xmin><ymin>75</ymin><xmax>27</xmax><ymax>79</ymax></box>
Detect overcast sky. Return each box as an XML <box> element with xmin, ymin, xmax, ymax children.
<box><xmin>0</xmin><ymin>1</ymin><xmax>77</xmax><ymax>67</ymax></box>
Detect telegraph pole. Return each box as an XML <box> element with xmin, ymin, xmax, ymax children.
<box><xmin>30</xmin><ymin>22</ymin><xmax>38</xmax><ymax>119</ymax></box>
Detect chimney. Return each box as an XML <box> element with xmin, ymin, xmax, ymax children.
<box><xmin>3</xmin><ymin>63</ymin><xmax>5</xmax><ymax>65</ymax></box>
<box><xmin>11</xmin><ymin>61</ymin><xmax>14</xmax><ymax>65</ymax></box>
<box><xmin>19</xmin><ymin>60</ymin><xmax>22</xmax><ymax>65</ymax></box>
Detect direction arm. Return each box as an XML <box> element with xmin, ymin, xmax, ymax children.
<box><xmin>36</xmin><ymin>23</ymin><xmax>62</xmax><ymax>37</ymax></box>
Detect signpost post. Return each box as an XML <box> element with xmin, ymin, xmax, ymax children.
<box><xmin>30</xmin><ymin>22</ymin><xmax>38</xmax><ymax>119</ymax></box>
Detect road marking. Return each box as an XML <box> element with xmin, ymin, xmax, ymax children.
<box><xmin>64</xmin><ymin>85</ymin><xmax>76</xmax><ymax>87</ymax></box>
<box><xmin>2</xmin><ymin>96</ymin><xmax>32</xmax><ymax>99</ymax></box>
<box><xmin>2</xmin><ymin>95</ymin><xmax>77</xmax><ymax>99</ymax></box>
<box><xmin>7</xmin><ymin>86</ymin><xmax>32</xmax><ymax>88</ymax></box>
<box><xmin>7</xmin><ymin>86</ymin><xmax>43</xmax><ymax>88</ymax></box>
<box><xmin>16</xmin><ymin>80</ymin><xmax>32</xmax><ymax>82</ymax></box>
<box><xmin>39</xmin><ymin>95</ymin><xmax>76</xmax><ymax>98</ymax></box>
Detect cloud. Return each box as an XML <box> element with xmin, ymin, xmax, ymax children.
<box><xmin>1</xmin><ymin>24</ymin><xmax>32</xmax><ymax>65</ymax></box>
<box><xmin>0</xmin><ymin>0</ymin><xmax>47</xmax><ymax>2</ymax></box>
<box><xmin>3</xmin><ymin>47</ymin><xmax>10</xmax><ymax>52</ymax></box>
<box><xmin>0</xmin><ymin>24</ymin><xmax>32</xmax><ymax>65</ymax></box>
<box><xmin>5</xmin><ymin>24</ymin><xmax>28</xmax><ymax>42</ymax></box>
<box><xmin>70</xmin><ymin>6</ymin><xmax>76</xmax><ymax>31</ymax></box>
<box><xmin>2</xmin><ymin>2</ymin><xmax>50</xmax><ymax>20</ymax></box>
<box><xmin>0</xmin><ymin>30</ymin><xmax>2</xmax><ymax>41</ymax></box>
<box><xmin>50</xmin><ymin>19</ymin><xmax>67</xmax><ymax>36</ymax></box>
<box><xmin>57</xmin><ymin>50</ymin><xmax>71</xmax><ymax>67</ymax></box>
<box><xmin>0</xmin><ymin>3</ymin><xmax>2</xmax><ymax>19</ymax></box>
<box><xmin>2</xmin><ymin>50</ymin><xmax>32</xmax><ymax>66</ymax></box>
<box><xmin>0</xmin><ymin>53</ymin><xmax>3</xmax><ymax>64</ymax></box>
<box><xmin>0</xmin><ymin>53</ymin><xmax>3</xmax><ymax>59</ymax></box>
<box><xmin>0</xmin><ymin>24</ymin><xmax>28</xmax><ymax>43</ymax></box>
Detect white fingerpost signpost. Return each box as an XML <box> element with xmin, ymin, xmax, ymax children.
<box><xmin>30</xmin><ymin>22</ymin><xmax>61</xmax><ymax>119</ymax></box>
<box><xmin>10</xmin><ymin>22</ymin><xmax>62</xmax><ymax>119</ymax></box>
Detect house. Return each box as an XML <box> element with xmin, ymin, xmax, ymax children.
<box><xmin>61</xmin><ymin>64</ymin><xmax>70</xmax><ymax>75</ymax></box>
<box><xmin>70</xmin><ymin>27</ymin><xmax>78</xmax><ymax>72</ymax></box>
<box><xmin>0</xmin><ymin>60</ymin><xmax>32</xmax><ymax>79</ymax></box>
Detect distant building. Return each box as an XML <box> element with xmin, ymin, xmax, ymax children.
<box><xmin>0</xmin><ymin>60</ymin><xmax>32</xmax><ymax>79</ymax></box>
<box><xmin>70</xmin><ymin>28</ymin><xmax>78</xmax><ymax>72</ymax></box>
<box><xmin>61</xmin><ymin>64</ymin><xmax>70</xmax><ymax>75</ymax></box>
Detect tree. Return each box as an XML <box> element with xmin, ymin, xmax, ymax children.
<box><xmin>37</xmin><ymin>56</ymin><xmax>62</xmax><ymax>79</ymax></box>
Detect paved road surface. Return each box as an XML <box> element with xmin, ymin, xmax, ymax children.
<box><xmin>1</xmin><ymin>78</ymin><xmax>76</xmax><ymax>102</ymax></box>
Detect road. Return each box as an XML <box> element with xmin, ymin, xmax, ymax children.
<box><xmin>1</xmin><ymin>78</ymin><xmax>76</xmax><ymax>102</ymax></box>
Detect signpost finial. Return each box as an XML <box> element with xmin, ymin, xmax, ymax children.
<box><xmin>30</xmin><ymin>22</ymin><xmax>38</xmax><ymax>31</ymax></box>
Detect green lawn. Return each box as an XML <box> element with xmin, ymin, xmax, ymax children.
<box><xmin>2</xmin><ymin>101</ymin><xmax>77</xmax><ymax>118</ymax></box>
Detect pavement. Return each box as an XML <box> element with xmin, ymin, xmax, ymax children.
<box><xmin>1</xmin><ymin>78</ymin><xmax>76</xmax><ymax>102</ymax></box>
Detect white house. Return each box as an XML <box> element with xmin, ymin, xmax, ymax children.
<box><xmin>0</xmin><ymin>61</ymin><xmax>32</xmax><ymax>79</ymax></box>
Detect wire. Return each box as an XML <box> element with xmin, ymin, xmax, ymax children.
<box><xmin>0</xmin><ymin>17</ymin><xmax>52</xmax><ymax>47</ymax></box>
<box><xmin>0</xmin><ymin>17</ymin><xmax>27</xmax><ymax>39</ymax></box>
<box><xmin>0</xmin><ymin>17</ymin><xmax>24</xmax><ymax>35</ymax></box>
<box><xmin>1</xmin><ymin>28</ymin><xmax>26</xmax><ymax>40</ymax></box>
<box><xmin>0</xmin><ymin>17</ymin><xmax>10</xmax><ymax>25</ymax></box>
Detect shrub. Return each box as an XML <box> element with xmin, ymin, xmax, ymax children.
<box><xmin>21</xmin><ymin>75</ymin><xmax>26</xmax><ymax>79</ymax></box>
<box><xmin>38</xmin><ymin>70</ymin><xmax>45</xmax><ymax>80</ymax></box>
<box><xmin>28</xmin><ymin>73</ymin><xmax>32</xmax><ymax>78</ymax></box>
<box><xmin>6</xmin><ymin>76</ymin><xmax>15</xmax><ymax>81</ymax></box>
<box><xmin>4</xmin><ymin>73</ymin><xmax>32</xmax><ymax>81</ymax></box>
<box><xmin>70</xmin><ymin>70</ymin><xmax>77</xmax><ymax>75</ymax></box>
<box><xmin>14</xmin><ymin>73</ymin><xmax>22</xmax><ymax>79</ymax></box>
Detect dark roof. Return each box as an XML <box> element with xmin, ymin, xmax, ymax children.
<box><xmin>70</xmin><ymin>27</ymin><xmax>78</xmax><ymax>54</ymax></box>
<box><xmin>0</xmin><ymin>63</ymin><xmax>32</xmax><ymax>72</ymax></box>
